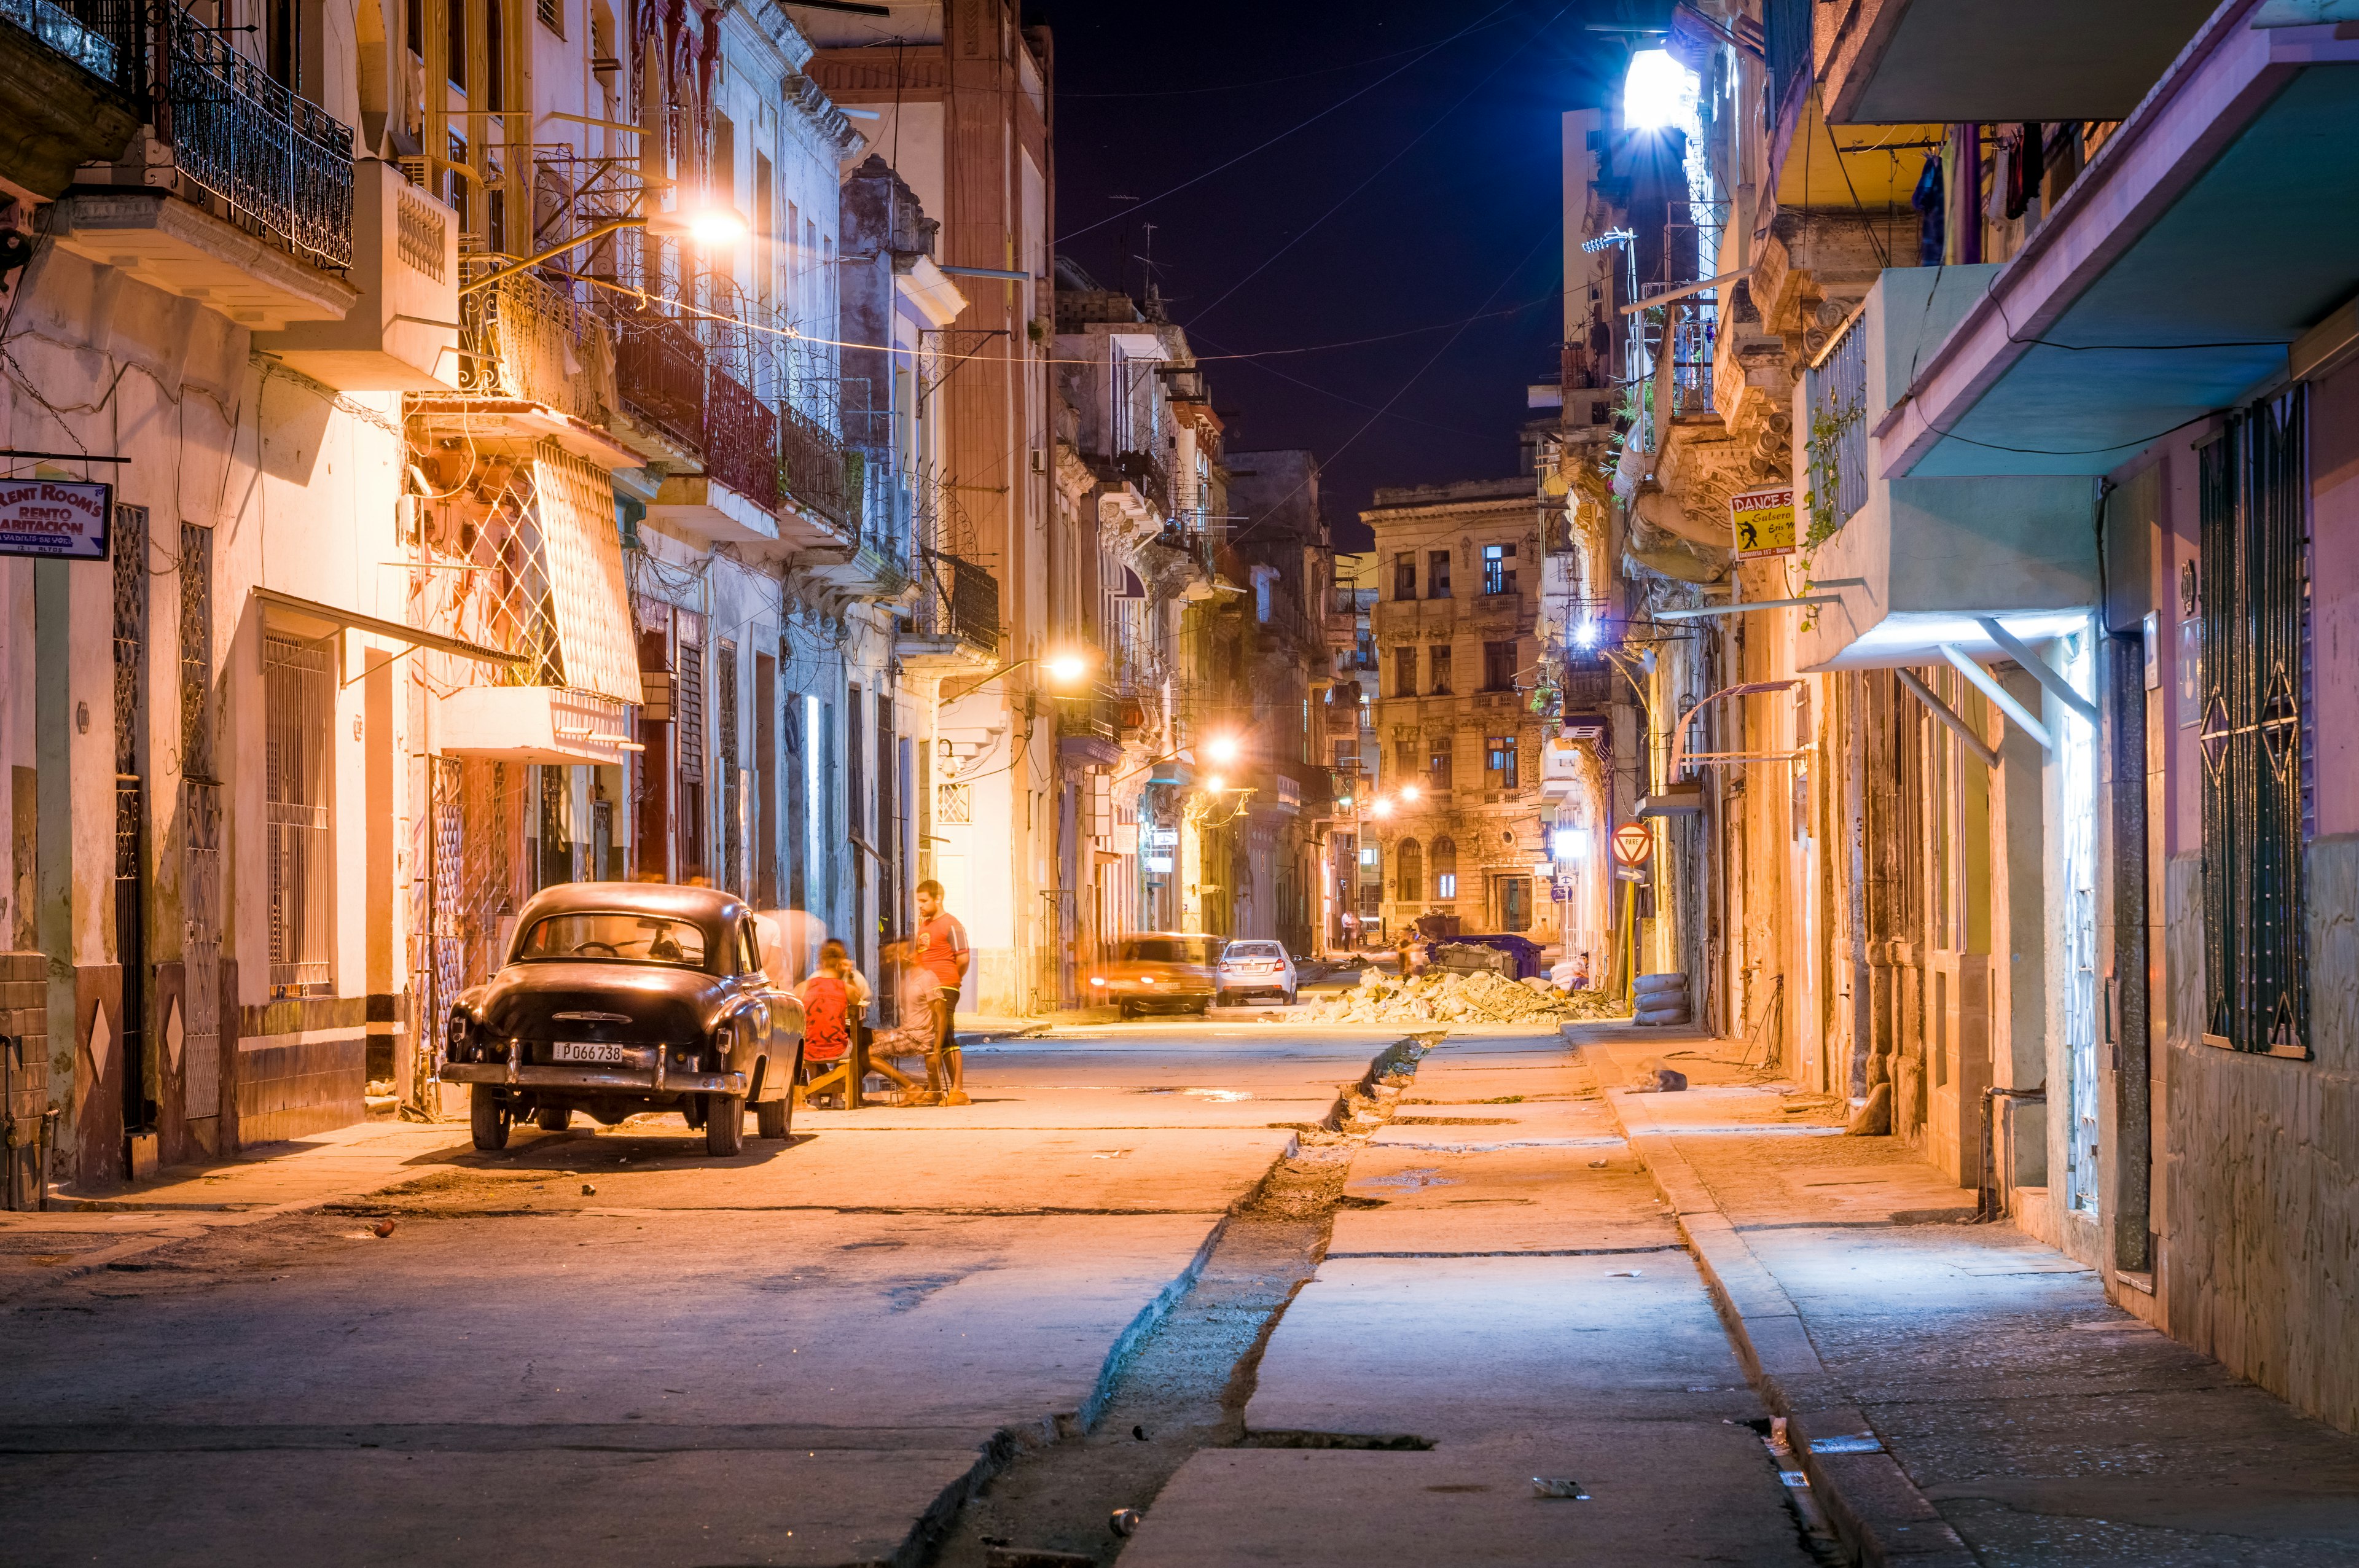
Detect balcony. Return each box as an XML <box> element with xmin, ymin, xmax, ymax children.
<box><xmin>0</xmin><ymin>0</ymin><xmax>137</xmax><ymax>198</ymax></box>
<box><xmin>611</xmin><ymin>306</ymin><xmax>706</xmax><ymax>460</ymax></box>
<box><xmin>257</xmin><ymin>160</ymin><xmax>458</xmax><ymax>391</ymax></box>
<box><xmin>47</xmin><ymin>2</ymin><xmax>357</xmax><ymax>326</ymax></box>
<box><xmin>1794</xmin><ymin>267</ymin><xmax>2097</xmax><ymax>672</ymax></box>
<box><xmin>896</xmin><ymin>547</ymin><xmax>1001</xmax><ymax>670</ymax></box>
<box><xmin>1816</xmin><ymin>0</ymin><xmax>2218</xmax><ymax>125</ymax></box>
<box><xmin>649</xmin><ymin>376</ymin><xmax>853</xmax><ymax>553</ymax></box>
<box><xmin>407</xmin><ymin>266</ymin><xmax>638</xmax><ymax>470</ymax></box>
<box><xmin>1055</xmin><ymin>691</ymin><xmax>1123</xmax><ymax>770</ymax></box>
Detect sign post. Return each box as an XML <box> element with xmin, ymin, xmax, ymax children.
<box><xmin>1611</xmin><ymin>821</ymin><xmax>1653</xmax><ymax>870</ymax></box>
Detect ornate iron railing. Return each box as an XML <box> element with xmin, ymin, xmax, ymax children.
<box><xmin>459</xmin><ymin>267</ymin><xmax>613</xmax><ymax>424</ymax></box>
<box><xmin>1669</xmin><ymin>296</ymin><xmax>1716</xmax><ymax>418</ymax></box>
<box><xmin>704</xmin><ymin>368</ymin><xmax>778</xmax><ymax>512</ymax></box>
<box><xmin>914</xmin><ymin>548</ymin><xmax>999</xmax><ymax>654</ymax></box>
<box><xmin>162</xmin><ymin>3</ymin><xmax>353</xmax><ymax>268</ymax></box>
<box><xmin>1804</xmin><ymin>303</ymin><xmax>1868</xmax><ymax>540</ymax></box>
<box><xmin>776</xmin><ymin>399</ymin><xmax>847</xmax><ymax>526</ymax></box>
<box><xmin>5</xmin><ymin>0</ymin><xmax>114</xmax><ymax>77</ymax></box>
<box><xmin>613</xmin><ymin>306</ymin><xmax>706</xmax><ymax>452</ymax></box>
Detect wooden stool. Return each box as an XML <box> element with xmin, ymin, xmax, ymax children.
<box><xmin>792</xmin><ymin>1033</ymin><xmax>867</xmax><ymax>1110</ymax></box>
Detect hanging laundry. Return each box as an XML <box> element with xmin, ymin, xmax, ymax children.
<box><xmin>2005</xmin><ymin>122</ymin><xmax>2044</xmax><ymax>219</ymax></box>
<box><xmin>1911</xmin><ymin>152</ymin><xmax>1945</xmax><ymax>267</ymax></box>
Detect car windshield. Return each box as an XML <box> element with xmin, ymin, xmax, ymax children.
<box><xmin>516</xmin><ymin>912</ymin><xmax>711</xmax><ymax>969</ymax></box>
<box><xmin>1224</xmin><ymin>942</ymin><xmax>1284</xmax><ymax>961</ymax></box>
<box><xmin>1120</xmin><ymin>937</ymin><xmax>1213</xmax><ymax>965</ymax></box>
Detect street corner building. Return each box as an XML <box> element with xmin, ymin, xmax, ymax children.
<box><xmin>1558</xmin><ymin>0</ymin><xmax>2359</xmax><ymax>1436</ymax></box>
<box><xmin>0</xmin><ymin>0</ymin><xmax>1068</xmax><ymax>1190</ymax></box>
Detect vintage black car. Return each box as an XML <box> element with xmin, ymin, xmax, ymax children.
<box><xmin>440</xmin><ymin>883</ymin><xmax>805</xmax><ymax>1156</ymax></box>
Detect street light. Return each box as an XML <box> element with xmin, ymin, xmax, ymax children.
<box><xmin>1203</xmin><ymin>734</ymin><xmax>1241</xmax><ymax>764</ymax></box>
<box><xmin>1043</xmin><ymin>651</ymin><xmax>1091</xmax><ymax>687</ymax></box>
<box><xmin>1370</xmin><ymin>798</ymin><xmax>1394</xmax><ymax>819</ymax></box>
<box><xmin>1202</xmin><ymin>774</ymin><xmax>1226</xmax><ymax>794</ymax></box>
<box><xmin>1624</xmin><ymin>49</ymin><xmax>1691</xmax><ymax>133</ymax></box>
<box><xmin>1399</xmin><ymin>783</ymin><xmax>1422</xmax><ymax>803</ymax></box>
<box><xmin>460</xmin><ymin>204</ymin><xmax>753</xmax><ymax>296</ymax></box>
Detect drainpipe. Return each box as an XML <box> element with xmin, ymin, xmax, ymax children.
<box><xmin>1978</xmin><ymin>1082</ymin><xmax>2047</xmax><ymax>1222</ymax></box>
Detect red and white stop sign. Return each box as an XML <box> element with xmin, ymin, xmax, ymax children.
<box><xmin>1611</xmin><ymin>822</ymin><xmax>1653</xmax><ymax>869</ymax></box>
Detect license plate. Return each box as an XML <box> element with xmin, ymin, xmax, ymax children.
<box><xmin>552</xmin><ymin>1041</ymin><xmax>628</xmax><ymax>1065</ymax></box>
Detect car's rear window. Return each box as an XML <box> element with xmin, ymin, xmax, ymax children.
<box><xmin>517</xmin><ymin>913</ymin><xmax>710</xmax><ymax>969</ymax></box>
<box><xmin>1121</xmin><ymin>938</ymin><xmax>1186</xmax><ymax>964</ymax></box>
<box><xmin>1224</xmin><ymin>942</ymin><xmax>1284</xmax><ymax>959</ymax></box>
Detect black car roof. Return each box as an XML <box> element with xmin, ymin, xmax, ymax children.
<box><xmin>515</xmin><ymin>882</ymin><xmax>751</xmax><ymax>929</ymax></box>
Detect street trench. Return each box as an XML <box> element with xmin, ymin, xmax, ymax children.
<box><xmin>923</xmin><ymin>1029</ymin><xmax>1851</xmax><ymax>1568</ymax></box>
<box><xmin>925</xmin><ymin>1034</ymin><xmax>1435</xmax><ymax>1568</ymax></box>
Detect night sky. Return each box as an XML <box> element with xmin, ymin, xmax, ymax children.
<box><xmin>1039</xmin><ymin>1</ymin><xmax>1623</xmax><ymax>547</ymax></box>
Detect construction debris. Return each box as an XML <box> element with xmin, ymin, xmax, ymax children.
<box><xmin>1299</xmin><ymin>967</ymin><xmax>1630</xmax><ymax>1026</ymax></box>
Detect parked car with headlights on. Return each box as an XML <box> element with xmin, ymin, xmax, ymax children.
<box><xmin>1216</xmin><ymin>939</ymin><xmax>1298</xmax><ymax>1006</ymax></box>
<box><xmin>440</xmin><ymin>883</ymin><xmax>804</xmax><ymax>1156</ymax></box>
<box><xmin>1090</xmin><ymin>933</ymin><xmax>1220</xmax><ymax>1018</ymax></box>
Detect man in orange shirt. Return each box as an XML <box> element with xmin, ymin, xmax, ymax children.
<box><xmin>912</xmin><ymin>880</ymin><xmax>971</xmax><ymax>1106</ymax></box>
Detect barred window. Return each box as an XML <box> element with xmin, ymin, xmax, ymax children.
<box><xmin>2199</xmin><ymin>386</ymin><xmax>2309</xmax><ymax>1056</ymax></box>
<box><xmin>264</xmin><ymin>633</ymin><xmax>334</xmax><ymax>996</ymax></box>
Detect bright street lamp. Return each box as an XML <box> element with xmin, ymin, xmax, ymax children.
<box><xmin>1203</xmin><ymin>734</ymin><xmax>1241</xmax><ymax>764</ymax></box>
<box><xmin>1399</xmin><ymin>783</ymin><xmax>1422</xmax><ymax>803</ymax></box>
<box><xmin>1370</xmin><ymin>798</ymin><xmax>1393</xmax><ymax>819</ymax></box>
<box><xmin>1623</xmin><ymin>49</ymin><xmax>1690</xmax><ymax>133</ymax></box>
<box><xmin>460</xmin><ymin>205</ymin><xmax>751</xmax><ymax>296</ymax></box>
<box><xmin>1202</xmin><ymin>774</ymin><xmax>1226</xmax><ymax>794</ymax></box>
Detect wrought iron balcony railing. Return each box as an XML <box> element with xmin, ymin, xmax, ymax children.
<box><xmin>5</xmin><ymin>0</ymin><xmax>114</xmax><ymax>77</ymax></box>
<box><xmin>704</xmin><ymin>368</ymin><xmax>778</xmax><ymax>512</ymax></box>
<box><xmin>776</xmin><ymin>399</ymin><xmax>847</xmax><ymax>527</ymax></box>
<box><xmin>458</xmin><ymin>267</ymin><xmax>614</xmax><ymax>424</ymax></box>
<box><xmin>612</xmin><ymin>305</ymin><xmax>706</xmax><ymax>453</ymax></box>
<box><xmin>912</xmin><ymin>548</ymin><xmax>1000</xmax><ymax>655</ymax></box>
<box><xmin>65</xmin><ymin>0</ymin><xmax>354</xmax><ymax>268</ymax></box>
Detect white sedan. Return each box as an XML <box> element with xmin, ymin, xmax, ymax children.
<box><xmin>1216</xmin><ymin>940</ymin><xmax>1298</xmax><ymax>1006</ymax></box>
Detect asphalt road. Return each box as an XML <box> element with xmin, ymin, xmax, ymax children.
<box><xmin>0</xmin><ymin>1019</ymin><xmax>1814</xmax><ymax>1566</ymax></box>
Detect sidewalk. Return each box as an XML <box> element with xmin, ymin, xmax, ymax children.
<box><xmin>1121</xmin><ymin>1025</ymin><xmax>1823</xmax><ymax>1566</ymax></box>
<box><xmin>0</xmin><ymin>1121</ymin><xmax>482</xmax><ymax>1303</ymax></box>
<box><xmin>1576</xmin><ymin>1020</ymin><xmax>2359</xmax><ymax>1567</ymax></box>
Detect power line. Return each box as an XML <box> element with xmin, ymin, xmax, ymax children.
<box><xmin>1059</xmin><ymin>0</ymin><xmax>1521</xmax><ymax>245</ymax></box>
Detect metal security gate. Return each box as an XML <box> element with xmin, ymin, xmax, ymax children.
<box><xmin>179</xmin><ymin>522</ymin><xmax>222</xmax><ymax>1122</ymax></box>
<box><xmin>112</xmin><ymin>505</ymin><xmax>149</xmax><ymax>1149</ymax></box>
<box><xmin>2199</xmin><ymin>388</ymin><xmax>2309</xmax><ymax>1055</ymax></box>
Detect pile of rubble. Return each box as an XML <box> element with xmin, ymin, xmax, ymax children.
<box><xmin>1299</xmin><ymin>967</ymin><xmax>1630</xmax><ymax>1026</ymax></box>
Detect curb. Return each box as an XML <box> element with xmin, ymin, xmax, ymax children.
<box><xmin>1573</xmin><ymin>1037</ymin><xmax>1979</xmax><ymax>1568</ymax></box>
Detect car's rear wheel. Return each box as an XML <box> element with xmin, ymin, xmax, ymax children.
<box><xmin>756</xmin><ymin>1093</ymin><xmax>792</xmax><ymax>1140</ymax></box>
<box><xmin>705</xmin><ymin>1093</ymin><xmax>745</xmax><ymax>1156</ymax></box>
<box><xmin>1285</xmin><ymin>988</ymin><xmax>1298</xmax><ymax>1006</ymax></box>
<box><xmin>533</xmin><ymin>1106</ymin><xmax>571</xmax><ymax>1133</ymax></box>
<box><xmin>1117</xmin><ymin>1001</ymin><xmax>1136</xmax><ymax>1020</ymax></box>
<box><xmin>1215</xmin><ymin>990</ymin><xmax>1233</xmax><ymax>1008</ymax></box>
<box><xmin>470</xmin><ymin>1085</ymin><xmax>511</xmax><ymax>1152</ymax></box>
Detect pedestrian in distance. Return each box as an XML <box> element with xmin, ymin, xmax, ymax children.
<box><xmin>912</xmin><ymin>879</ymin><xmax>972</xmax><ymax>1106</ymax></box>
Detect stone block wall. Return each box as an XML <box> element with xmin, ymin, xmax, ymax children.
<box><xmin>2162</xmin><ymin>838</ymin><xmax>2359</xmax><ymax>1435</ymax></box>
<box><xmin>0</xmin><ymin>951</ymin><xmax>49</xmax><ymax>1206</ymax></box>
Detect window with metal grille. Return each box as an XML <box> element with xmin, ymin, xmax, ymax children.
<box><xmin>264</xmin><ymin>633</ymin><xmax>334</xmax><ymax>996</ymax></box>
<box><xmin>2199</xmin><ymin>387</ymin><xmax>2309</xmax><ymax>1056</ymax></box>
<box><xmin>677</xmin><ymin>639</ymin><xmax>705</xmax><ymax>880</ymax></box>
<box><xmin>1482</xmin><ymin>542</ymin><xmax>1517</xmax><ymax>596</ymax></box>
<box><xmin>718</xmin><ymin>640</ymin><xmax>740</xmax><ymax>894</ymax></box>
<box><xmin>536</xmin><ymin>0</ymin><xmax>561</xmax><ymax>34</ymax></box>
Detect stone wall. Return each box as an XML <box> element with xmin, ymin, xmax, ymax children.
<box><xmin>0</xmin><ymin>951</ymin><xmax>46</xmax><ymax>1206</ymax></box>
<box><xmin>2162</xmin><ymin>839</ymin><xmax>2359</xmax><ymax>1435</ymax></box>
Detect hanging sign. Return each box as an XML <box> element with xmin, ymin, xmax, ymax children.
<box><xmin>0</xmin><ymin>480</ymin><xmax>112</xmax><ymax>561</ymax></box>
<box><xmin>1611</xmin><ymin>821</ymin><xmax>1654</xmax><ymax>869</ymax></box>
<box><xmin>1730</xmin><ymin>484</ymin><xmax>1795</xmax><ymax>559</ymax></box>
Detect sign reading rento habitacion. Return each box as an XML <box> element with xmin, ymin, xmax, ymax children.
<box><xmin>0</xmin><ymin>480</ymin><xmax>112</xmax><ymax>561</ymax></box>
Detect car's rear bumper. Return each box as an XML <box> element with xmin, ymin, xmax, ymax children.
<box><xmin>440</xmin><ymin>1061</ymin><xmax>748</xmax><ymax>1096</ymax></box>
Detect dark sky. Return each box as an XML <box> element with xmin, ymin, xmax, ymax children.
<box><xmin>1038</xmin><ymin>1</ymin><xmax>1622</xmax><ymax>548</ymax></box>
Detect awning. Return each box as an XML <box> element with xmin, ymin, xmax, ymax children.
<box><xmin>1669</xmin><ymin>681</ymin><xmax>1807</xmax><ymax>779</ymax></box>
<box><xmin>251</xmin><ymin>586</ymin><xmax>521</xmax><ymax>669</ymax></box>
